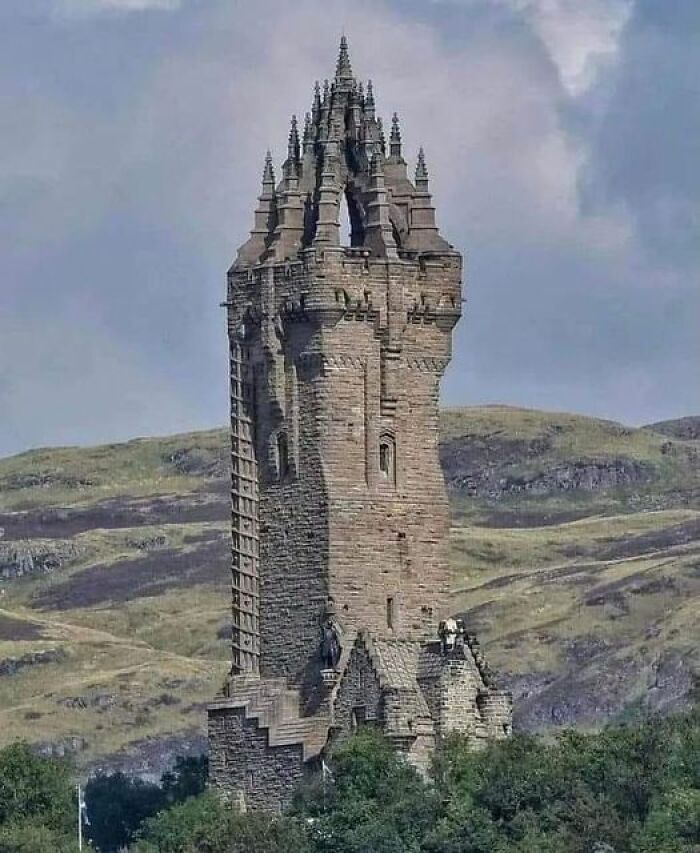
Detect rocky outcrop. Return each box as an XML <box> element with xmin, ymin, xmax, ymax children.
<box><xmin>510</xmin><ymin>649</ymin><xmax>696</xmax><ymax>731</ymax></box>
<box><xmin>0</xmin><ymin>648</ymin><xmax>66</xmax><ymax>676</ymax></box>
<box><xmin>89</xmin><ymin>731</ymin><xmax>208</xmax><ymax>783</ymax></box>
<box><xmin>441</xmin><ymin>444</ymin><xmax>653</xmax><ymax>499</ymax></box>
<box><xmin>647</xmin><ymin>416</ymin><xmax>700</xmax><ymax>441</ymax></box>
<box><xmin>35</xmin><ymin>735</ymin><xmax>88</xmax><ymax>759</ymax></box>
<box><xmin>0</xmin><ymin>541</ymin><xmax>84</xmax><ymax>578</ymax></box>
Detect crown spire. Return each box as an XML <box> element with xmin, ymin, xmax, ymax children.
<box><xmin>335</xmin><ymin>34</ymin><xmax>353</xmax><ymax>80</ymax></box>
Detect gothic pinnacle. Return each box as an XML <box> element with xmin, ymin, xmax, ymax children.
<box><xmin>262</xmin><ymin>149</ymin><xmax>275</xmax><ymax>187</ymax></box>
<box><xmin>370</xmin><ymin>150</ymin><xmax>384</xmax><ymax>176</ymax></box>
<box><xmin>377</xmin><ymin>116</ymin><xmax>386</xmax><ymax>154</ymax></box>
<box><xmin>416</xmin><ymin>146</ymin><xmax>428</xmax><ymax>181</ymax></box>
<box><xmin>335</xmin><ymin>34</ymin><xmax>353</xmax><ymax>80</ymax></box>
<box><xmin>323</xmin><ymin>78</ymin><xmax>330</xmax><ymax>104</ymax></box>
<box><xmin>365</xmin><ymin>79</ymin><xmax>375</xmax><ymax>117</ymax></box>
<box><xmin>287</xmin><ymin>114</ymin><xmax>300</xmax><ymax>163</ymax></box>
<box><xmin>312</xmin><ymin>80</ymin><xmax>321</xmax><ymax>119</ymax></box>
<box><xmin>303</xmin><ymin>112</ymin><xmax>313</xmax><ymax>152</ymax></box>
<box><xmin>390</xmin><ymin>112</ymin><xmax>402</xmax><ymax>158</ymax></box>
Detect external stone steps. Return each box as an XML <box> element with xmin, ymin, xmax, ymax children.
<box><xmin>268</xmin><ymin>716</ymin><xmax>330</xmax><ymax>760</ymax></box>
<box><xmin>212</xmin><ymin>676</ymin><xmax>330</xmax><ymax>765</ymax></box>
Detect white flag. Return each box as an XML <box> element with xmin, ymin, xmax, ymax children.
<box><xmin>78</xmin><ymin>786</ymin><xmax>90</xmax><ymax>826</ymax></box>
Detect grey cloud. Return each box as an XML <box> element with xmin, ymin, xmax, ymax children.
<box><xmin>0</xmin><ymin>0</ymin><xmax>697</xmax><ymax>457</ymax></box>
<box><xmin>579</xmin><ymin>0</ymin><xmax>700</xmax><ymax>268</ymax></box>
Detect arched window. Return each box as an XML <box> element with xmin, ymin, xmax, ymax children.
<box><xmin>378</xmin><ymin>433</ymin><xmax>396</xmax><ymax>485</ymax></box>
<box><xmin>277</xmin><ymin>432</ymin><xmax>289</xmax><ymax>479</ymax></box>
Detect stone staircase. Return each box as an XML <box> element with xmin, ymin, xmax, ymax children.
<box><xmin>213</xmin><ymin>676</ymin><xmax>330</xmax><ymax>762</ymax></box>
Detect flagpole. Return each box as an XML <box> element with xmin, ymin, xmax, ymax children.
<box><xmin>77</xmin><ymin>783</ymin><xmax>82</xmax><ymax>851</ymax></box>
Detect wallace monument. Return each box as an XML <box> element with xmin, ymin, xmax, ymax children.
<box><xmin>208</xmin><ymin>37</ymin><xmax>512</xmax><ymax>811</ymax></box>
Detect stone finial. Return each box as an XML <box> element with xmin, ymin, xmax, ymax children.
<box><xmin>416</xmin><ymin>145</ymin><xmax>428</xmax><ymax>181</ymax></box>
<box><xmin>365</xmin><ymin>79</ymin><xmax>376</xmax><ymax>118</ymax></box>
<box><xmin>390</xmin><ymin>112</ymin><xmax>402</xmax><ymax>158</ymax></box>
<box><xmin>312</xmin><ymin>144</ymin><xmax>341</xmax><ymax>247</ymax></box>
<box><xmin>232</xmin><ymin>150</ymin><xmax>277</xmax><ymax>268</ymax></box>
<box><xmin>303</xmin><ymin>112</ymin><xmax>313</xmax><ymax>153</ymax></box>
<box><xmin>405</xmin><ymin>147</ymin><xmax>447</xmax><ymax>249</ymax></box>
<box><xmin>312</xmin><ymin>80</ymin><xmax>321</xmax><ymax>120</ymax></box>
<box><xmin>377</xmin><ymin>116</ymin><xmax>386</xmax><ymax>155</ymax></box>
<box><xmin>364</xmin><ymin>151</ymin><xmax>397</xmax><ymax>258</ymax></box>
<box><xmin>416</xmin><ymin>146</ymin><xmax>428</xmax><ymax>193</ymax></box>
<box><xmin>262</xmin><ymin>149</ymin><xmax>275</xmax><ymax>189</ymax></box>
<box><xmin>287</xmin><ymin>114</ymin><xmax>300</xmax><ymax>164</ymax></box>
<box><xmin>335</xmin><ymin>34</ymin><xmax>353</xmax><ymax>80</ymax></box>
<box><xmin>322</xmin><ymin>78</ymin><xmax>330</xmax><ymax>104</ymax></box>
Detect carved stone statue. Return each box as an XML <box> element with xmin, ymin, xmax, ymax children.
<box><xmin>439</xmin><ymin>618</ymin><xmax>457</xmax><ymax>654</ymax></box>
<box><xmin>320</xmin><ymin>618</ymin><xmax>342</xmax><ymax>670</ymax></box>
<box><xmin>439</xmin><ymin>618</ymin><xmax>466</xmax><ymax>655</ymax></box>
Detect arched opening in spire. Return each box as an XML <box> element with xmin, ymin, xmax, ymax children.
<box><xmin>340</xmin><ymin>192</ymin><xmax>352</xmax><ymax>246</ymax></box>
<box><xmin>341</xmin><ymin>185</ymin><xmax>366</xmax><ymax>248</ymax></box>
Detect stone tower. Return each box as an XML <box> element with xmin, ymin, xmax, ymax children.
<box><xmin>208</xmin><ymin>37</ymin><xmax>511</xmax><ymax>811</ymax></box>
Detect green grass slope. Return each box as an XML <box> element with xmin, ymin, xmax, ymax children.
<box><xmin>0</xmin><ymin>406</ymin><xmax>698</xmax><ymax>774</ymax></box>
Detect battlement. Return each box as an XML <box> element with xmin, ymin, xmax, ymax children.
<box><xmin>227</xmin><ymin>247</ymin><xmax>462</xmax><ymax>337</ymax></box>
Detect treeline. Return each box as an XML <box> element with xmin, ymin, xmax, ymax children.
<box><xmin>0</xmin><ymin>709</ymin><xmax>698</xmax><ymax>852</ymax></box>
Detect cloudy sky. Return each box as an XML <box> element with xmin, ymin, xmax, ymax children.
<box><xmin>1</xmin><ymin>0</ymin><xmax>698</xmax><ymax>456</ymax></box>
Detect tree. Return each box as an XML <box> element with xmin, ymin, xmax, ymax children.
<box><xmin>296</xmin><ymin>731</ymin><xmax>438</xmax><ymax>853</ymax></box>
<box><xmin>161</xmin><ymin>755</ymin><xmax>208</xmax><ymax>805</ymax></box>
<box><xmin>0</xmin><ymin>741</ymin><xmax>74</xmax><ymax>831</ymax></box>
<box><xmin>0</xmin><ymin>821</ymin><xmax>80</xmax><ymax>853</ymax></box>
<box><xmin>85</xmin><ymin>772</ymin><xmax>165</xmax><ymax>852</ymax></box>
<box><xmin>133</xmin><ymin>792</ymin><xmax>310</xmax><ymax>853</ymax></box>
<box><xmin>634</xmin><ymin>787</ymin><xmax>700</xmax><ymax>852</ymax></box>
<box><xmin>0</xmin><ymin>741</ymin><xmax>82</xmax><ymax>852</ymax></box>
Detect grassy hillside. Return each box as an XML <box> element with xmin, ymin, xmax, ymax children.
<box><xmin>0</xmin><ymin>406</ymin><xmax>698</xmax><ymax>775</ymax></box>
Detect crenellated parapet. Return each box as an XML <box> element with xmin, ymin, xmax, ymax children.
<box><xmin>227</xmin><ymin>249</ymin><xmax>462</xmax><ymax>337</ymax></box>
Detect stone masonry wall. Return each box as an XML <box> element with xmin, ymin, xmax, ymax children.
<box><xmin>331</xmin><ymin>642</ymin><xmax>384</xmax><ymax>735</ymax></box>
<box><xmin>228</xmin><ymin>247</ymin><xmax>461</xmax><ymax>699</ymax></box>
<box><xmin>257</xmin><ymin>341</ymin><xmax>330</xmax><ymax>686</ymax></box>
<box><xmin>208</xmin><ymin>706</ymin><xmax>305</xmax><ymax>812</ymax></box>
<box><xmin>478</xmin><ymin>691</ymin><xmax>514</xmax><ymax>738</ymax></box>
<box><xmin>438</xmin><ymin>658</ymin><xmax>488</xmax><ymax>741</ymax></box>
